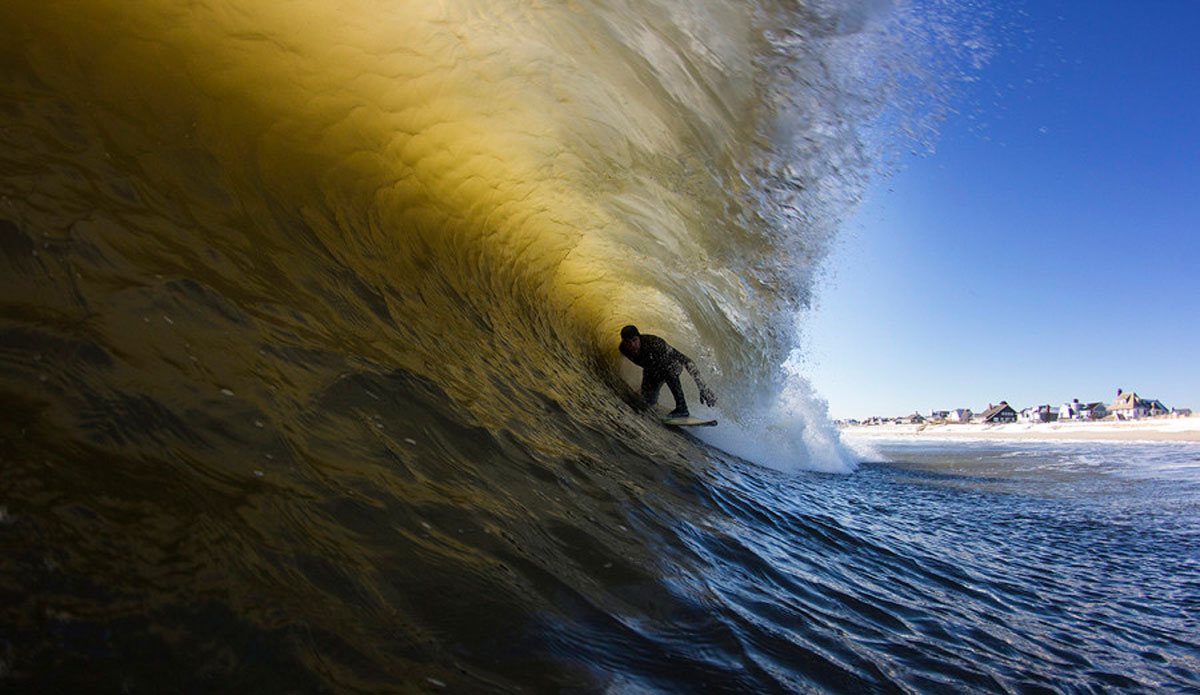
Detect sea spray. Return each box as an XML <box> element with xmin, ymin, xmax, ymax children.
<box><xmin>726</xmin><ymin>0</ymin><xmax>1000</xmax><ymax>468</ymax></box>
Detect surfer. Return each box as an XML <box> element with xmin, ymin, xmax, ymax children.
<box><xmin>619</xmin><ymin>325</ymin><xmax>717</xmax><ymax>417</ymax></box>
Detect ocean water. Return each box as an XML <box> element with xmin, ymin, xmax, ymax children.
<box><xmin>845</xmin><ymin>439</ymin><xmax>1200</xmax><ymax>694</ymax></box>
<box><xmin>4</xmin><ymin>0</ymin><xmax>1197</xmax><ymax>692</ymax></box>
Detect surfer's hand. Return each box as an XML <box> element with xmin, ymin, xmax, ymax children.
<box><xmin>699</xmin><ymin>387</ymin><xmax>717</xmax><ymax>407</ymax></box>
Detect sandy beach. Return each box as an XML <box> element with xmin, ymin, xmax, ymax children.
<box><xmin>840</xmin><ymin>416</ymin><xmax>1200</xmax><ymax>443</ymax></box>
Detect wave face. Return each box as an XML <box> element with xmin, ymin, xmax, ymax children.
<box><xmin>3</xmin><ymin>0</ymin><xmax>879</xmax><ymax>423</ymax></box>
<box><xmin>0</xmin><ymin>0</ymin><xmax>1051</xmax><ymax>691</ymax></box>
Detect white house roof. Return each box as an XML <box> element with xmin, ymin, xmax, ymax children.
<box><xmin>1110</xmin><ymin>391</ymin><xmax>1140</xmax><ymax>411</ymax></box>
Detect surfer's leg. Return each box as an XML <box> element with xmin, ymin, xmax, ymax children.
<box><xmin>640</xmin><ymin>372</ymin><xmax>664</xmax><ymax>408</ymax></box>
<box><xmin>664</xmin><ymin>371</ymin><xmax>688</xmax><ymax>416</ymax></box>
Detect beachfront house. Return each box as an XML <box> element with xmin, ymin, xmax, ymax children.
<box><xmin>981</xmin><ymin>401</ymin><xmax>1018</xmax><ymax>423</ymax></box>
<box><xmin>930</xmin><ymin>410</ymin><xmax>950</xmax><ymax>421</ymax></box>
<box><xmin>903</xmin><ymin>413</ymin><xmax>926</xmax><ymax>424</ymax></box>
<box><xmin>1019</xmin><ymin>404</ymin><xmax>1056</xmax><ymax>423</ymax></box>
<box><xmin>947</xmin><ymin>408</ymin><xmax>973</xmax><ymax>423</ymax></box>
<box><xmin>1059</xmin><ymin>399</ymin><xmax>1108</xmax><ymax>421</ymax></box>
<box><xmin>1109</xmin><ymin>389</ymin><xmax>1169</xmax><ymax>420</ymax></box>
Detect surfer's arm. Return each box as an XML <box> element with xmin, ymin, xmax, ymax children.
<box><xmin>681</xmin><ymin>356</ymin><xmax>717</xmax><ymax>407</ymax></box>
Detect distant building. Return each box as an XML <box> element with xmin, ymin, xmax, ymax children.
<box><xmin>947</xmin><ymin>408</ymin><xmax>973</xmax><ymax>423</ymax></box>
<box><xmin>930</xmin><ymin>410</ymin><xmax>950</xmax><ymax>421</ymax></box>
<box><xmin>981</xmin><ymin>401</ymin><xmax>1018</xmax><ymax>423</ymax></box>
<box><xmin>1059</xmin><ymin>399</ymin><xmax>1108</xmax><ymax>421</ymax></box>
<box><xmin>1109</xmin><ymin>389</ymin><xmax>1169</xmax><ymax>420</ymax></box>
<box><xmin>1172</xmin><ymin>408</ymin><xmax>1192</xmax><ymax>418</ymax></box>
<box><xmin>1019</xmin><ymin>405</ymin><xmax>1056</xmax><ymax>423</ymax></box>
<box><xmin>903</xmin><ymin>413</ymin><xmax>926</xmax><ymax>424</ymax></box>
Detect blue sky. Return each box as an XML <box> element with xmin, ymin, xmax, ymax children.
<box><xmin>806</xmin><ymin>0</ymin><xmax>1200</xmax><ymax>419</ymax></box>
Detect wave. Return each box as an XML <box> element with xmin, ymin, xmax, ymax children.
<box><xmin>0</xmin><ymin>0</ymin><xmax>910</xmax><ymax>471</ymax></box>
<box><xmin>0</xmin><ymin>1</ymin><xmax>970</xmax><ymax>691</ymax></box>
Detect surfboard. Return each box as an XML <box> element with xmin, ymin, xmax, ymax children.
<box><xmin>661</xmin><ymin>415</ymin><xmax>717</xmax><ymax>427</ymax></box>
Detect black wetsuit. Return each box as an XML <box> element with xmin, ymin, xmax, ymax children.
<box><xmin>619</xmin><ymin>334</ymin><xmax>692</xmax><ymax>414</ymax></box>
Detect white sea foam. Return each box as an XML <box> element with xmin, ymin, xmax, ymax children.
<box><xmin>698</xmin><ymin>354</ymin><xmax>860</xmax><ymax>473</ymax></box>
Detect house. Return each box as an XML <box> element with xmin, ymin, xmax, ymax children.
<box><xmin>1109</xmin><ymin>389</ymin><xmax>1169</xmax><ymax>420</ymax></box>
<box><xmin>903</xmin><ymin>413</ymin><xmax>926</xmax><ymax>424</ymax></box>
<box><xmin>946</xmin><ymin>408</ymin><xmax>973</xmax><ymax>423</ymax></box>
<box><xmin>930</xmin><ymin>410</ymin><xmax>950</xmax><ymax>421</ymax></box>
<box><xmin>1059</xmin><ymin>399</ymin><xmax>1108</xmax><ymax>421</ymax></box>
<box><xmin>981</xmin><ymin>401</ymin><xmax>1018</xmax><ymax>423</ymax></box>
<box><xmin>1019</xmin><ymin>405</ymin><xmax>1056</xmax><ymax>423</ymax></box>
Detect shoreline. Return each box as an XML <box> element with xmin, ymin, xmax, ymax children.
<box><xmin>839</xmin><ymin>416</ymin><xmax>1200</xmax><ymax>443</ymax></box>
